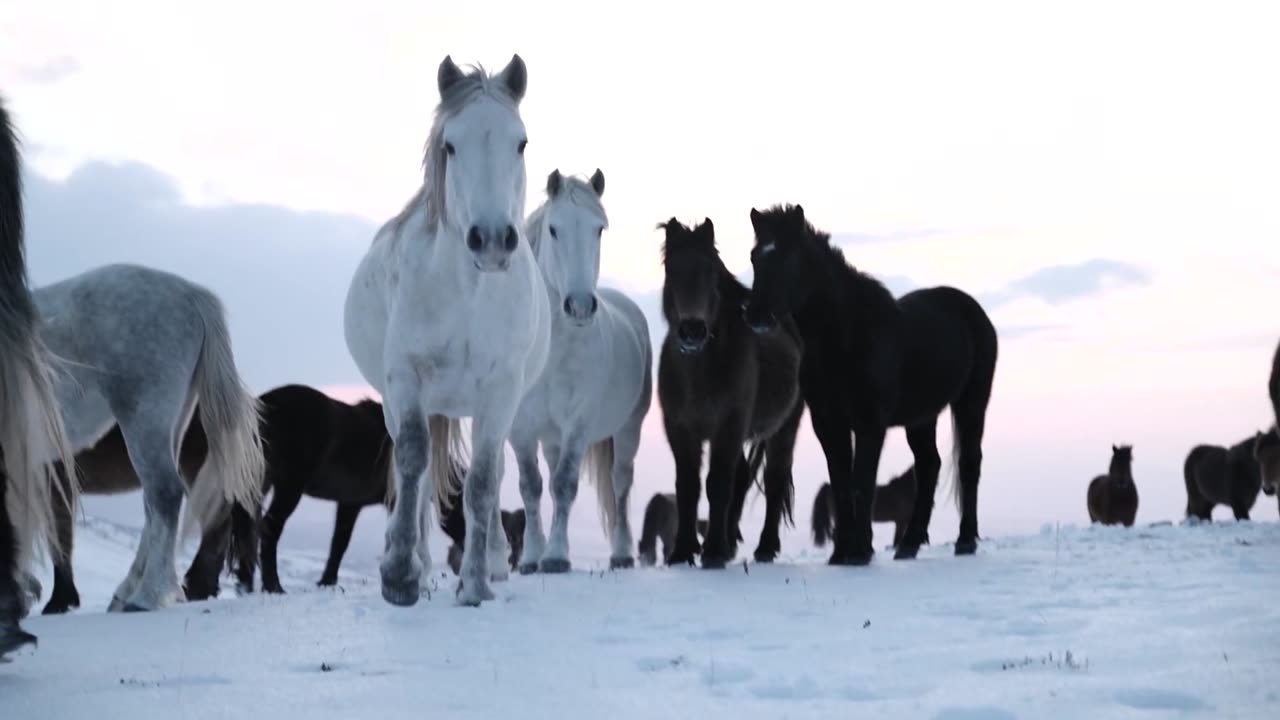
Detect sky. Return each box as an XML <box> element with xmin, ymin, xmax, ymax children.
<box><xmin>3</xmin><ymin>0</ymin><xmax>1279</xmax><ymax>571</ymax></box>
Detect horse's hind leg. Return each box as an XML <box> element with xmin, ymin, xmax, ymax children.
<box><xmin>755</xmin><ymin>401</ymin><xmax>804</xmax><ymax>563</ymax></box>
<box><xmin>182</xmin><ymin>515</ymin><xmax>231</xmax><ymax>602</ymax></box>
<box><xmin>608</xmin><ymin>413</ymin><xmax>645</xmax><ymax>569</ymax></box>
<box><xmin>511</xmin><ymin>431</ymin><xmax>546</xmax><ymax>574</ymax></box>
<box><xmin>118</xmin><ymin>426</ymin><xmax>187</xmax><ymax>612</ymax></box>
<box><xmin>0</xmin><ymin>475</ymin><xmax>37</xmax><ymax>656</ymax></box>
<box><xmin>951</xmin><ymin>399</ymin><xmax>989</xmax><ymax>556</ymax></box>
<box><xmin>43</xmin><ymin>467</ymin><xmax>81</xmax><ymax>614</ymax></box>
<box><xmin>897</xmin><ymin>421</ymin><xmax>941</xmax><ymax>560</ymax></box>
<box><xmin>319</xmin><ymin>503</ymin><xmax>362</xmax><ymax>586</ymax></box>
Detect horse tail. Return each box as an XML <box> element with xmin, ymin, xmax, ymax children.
<box><xmin>583</xmin><ymin>437</ymin><xmax>617</xmax><ymax>537</ymax></box>
<box><xmin>428</xmin><ymin>415</ymin><xmax>468</xmax><ymax>522</ymax></box>
<box><xmin>745</xmin><ymin>440</ymin><xmax>767</xmax><ymax>494</ymax></box>
<box><xmin>179</xmin><ymin>289</ymin><xmax>265</xmax><ymax>541</ymax></box>
<box><xmin>946</xmin><ymin>292</ymin><xmax>998</xmax><ymax>515</ymax></box>
<box><xmin>811</xmin><ymin>483</ymin><xmax>833</xmax><ymax>547</ymax></box>
<box><xmin>0</xmin><ymin>96</ymin><xmax>78</xmax><ymax>573</ymax></box>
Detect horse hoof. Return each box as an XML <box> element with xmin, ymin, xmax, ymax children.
<box><xmin>609</xmin><ymin>556</ymin><xmax>635</xmax><ymax>570</ymax></box>
<box><xmin>41</xmin><ymin>598</ymin><xmax>77</xmax><ymax>616</ymax></box>
<box><xmin>700</xmin><ymin>553</ymin><xmax>728</xmax><ymax>570</ymax></box>
<box><xmin>829</xmin><ymin>550</ymin><xmax>873</xmax><ymax>566</ymax></box>
<box><xmin>455</xmin><ymin>580</ymin><xmax>494</xmax><ymax>606</ymax></box>
<box><xmin>107</xmin><ymin>596</ymin><xmax>127</xmax><ymax>613</ymax></box>
<box><xmin>894</xmin><ymin>544</ymin><xmax>921</xmax><ymax>560</ymax></box>
<box><xmin>518</xmin><ymin>562</ymin><xmax>539</xmax><ymax>575</ymax></box>
<box><xmin>316</xmin><ymin>578</ymin><xmax>337</xmax><ymax>588</ymax></box>
<box><xmin>264</xmin><ymin>586</ymin><xmax>287</xmax><ymax>595</ymax></box>
<box><xmin>753</xmin><ymin>548</ymin><xmax>778</xmax><ymax>563</ymax></box>
<box><xmin>0</xmin><ymin>624</ymin><xmax>37</xmax><ymax>657</ymax></box>
<box><xmin>539</xmin><ymin>558</ymin><xmax>571</xmax><ymax>574</ymax></box>
<box><xmin>954</xmin><ymin>538</ymin><xmax>978</xmax><ymax>556</ymax></box>
<box><xmin>121</xmin><ymin>602</ymin><xmax>151</xmax><ymax>613</ymax></box>
<box><xmin>381</xmin><ymin>576</ymin><xmax>421</xmax><ymax>607</ymax></box>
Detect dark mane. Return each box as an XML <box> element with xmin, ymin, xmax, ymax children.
<box><xmin>755</xmin><ymin>204</ymin><xmax>899</xmax><ymax>315</ymax></box>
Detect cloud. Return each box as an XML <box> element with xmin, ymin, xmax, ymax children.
<box><xmin>24</xmin><ymin>160</ymin><xmax>379</xmax><ymax>392</ymax></box>
<box><xmin>981</xmin><ymin>258</ymin><xmax>1151</xmax><ymax>309</ymax></box>
<box><xmin>15</xmin><ymin>55</ymin><xmax>81</xmax><ymax>85</ymax></box>
<box><xmin>998</xmin><ymin>323</ymin><xmax>1070</xmax><ymax>341</ymax></box>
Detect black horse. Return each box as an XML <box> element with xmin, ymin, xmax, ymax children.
<box><xmin>1088</xmin><ymin>444</ymin><xmax>1138</xmax><ymax>526</ymax></box>
<box><xmin>1183</xmin><ymin>434</ymin><xmax>1264</xmax><ymax>521</ymax></box>
<box><xmin>657</xmin><ymin>218</ymin><xmax>805</xmax><ymax>568</ymax></box>
<box><xmin>227</xmin><ymin>384</ymin><xmax>397</xmax><ymax>594</ymax></box>
<box><xmin>1260</xmin><ymin>339</ymin><xmax>1280</xmax><ymax>508</ymax></box>
<box><xmin>743</xmin><ymin>204</ymin><xmax>998</xmax><ymax>565</ymax></box>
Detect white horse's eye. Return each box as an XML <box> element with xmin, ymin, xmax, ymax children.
<box><xmin>518</xmin><ymin>139</ymin><xmax>528</xmax><ymax>154</ymax></box>
<box><xmin>444</xmin><ymin>142</ymin><xmax>456</xmax><ymax>156</ymax></box>
<box><xmin>597</xmin><ymin>227</ymin><xmax>604</xmax><ymax>238</ymax></box>
<box><xmin>549</xmin><ymin>225</ymin><xmax>558</xmax><ymax>239</ymax></box>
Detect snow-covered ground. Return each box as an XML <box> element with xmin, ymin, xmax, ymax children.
<box><xmin>3</xmin><ymin>512</ymin><xmax>1278</xmax><ymax>720</ymax></box>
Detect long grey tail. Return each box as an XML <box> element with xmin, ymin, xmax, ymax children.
<box><xmin>0</xmin><ymin>95</ymin><xmax>78</xmax><ymax>573</ymax></box>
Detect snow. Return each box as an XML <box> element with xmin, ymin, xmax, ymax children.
<box><xmin>3</xmin><ymin>511</ymin><xmax>1278</xmax><ymax>720</ymax></box>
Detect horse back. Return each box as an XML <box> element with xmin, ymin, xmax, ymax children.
<box><xmin>1184</xmin><ymin>444</ymin><xmax>1229</xmax><ymax>502</ymax></box>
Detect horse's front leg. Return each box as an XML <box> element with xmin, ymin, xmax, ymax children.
<box><xmin>510</xmin><ymin>428</ymin><xmax>546</xmax><ymax>574</ymax></box>
<box><xmin>380</xmin><ymin>367</ymin><xmax>431</xmax><ymax>607</ymax></box>
<box><xmin>703</xmin><ymin>417</ymin><xmax>748</xmax><ymax>569</ymax></box>
<box><xmin>457</xmin><ymin>379</ymin><xmax>521</xmax><ymax>607</ymax></box>
<box><xmin>664</xmin><ymin>421</ymin><xmax>703</xmax><ymax>566</ymax></box>
<box><xmin>541</xmin><ymin>433</ymin><xmax>585</xmax><ymax>574</ymax></box>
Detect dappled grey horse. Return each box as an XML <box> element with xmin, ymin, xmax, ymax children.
<box><xmin>34</xmin><ymin>263</ymin><xmax>264</xmax><ymax>612</ymax></box>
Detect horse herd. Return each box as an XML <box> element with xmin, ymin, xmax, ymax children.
<box><xmin>2</xmin><ymin>53</ymin><xmax>1279</xmax><ymax>663</ymax></box>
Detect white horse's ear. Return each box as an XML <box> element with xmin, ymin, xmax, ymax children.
<box><xmin>546</xmin><ymin>169</ymin><xmax>563</xmax><ymax>196</ymax></box>
<box><xmin>438</xmin><ymin>55</ymin><xmax>465</xmax><ymax>96</ymax></box>
<box><xmin>499</xmin><ymin>54</ymin><xmax>528</xmax><ymax>103</ymax></box>
<box><xmin>589</xmin><ymin>169</ymin><xmax>605</xmax><ymax>197</ymax></box>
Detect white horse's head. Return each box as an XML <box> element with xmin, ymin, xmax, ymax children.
<box><xmin>424</xmin><ymin>54</ymin><xmax>529</xmax><ymax>272</ymax></box>
<box><xmin>529</xmin><ymin>169</ymin><xmax>608</xmax><ymax>325</ymax></box>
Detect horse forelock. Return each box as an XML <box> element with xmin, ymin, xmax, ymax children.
<box><xmin>527</xmin><ymin>175</ymin><xmax>609</xmax><ymax>254</ymax></box>
<box><xmin>398</xmin><ymin>64</ymin><xmax>522</xmax><ymax>235</ymax></box>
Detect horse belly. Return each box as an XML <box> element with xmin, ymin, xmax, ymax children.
<box><xmin>51</xmin><ymin>376</ymin><xmax>116</xmax><ymax>454</ymax></box>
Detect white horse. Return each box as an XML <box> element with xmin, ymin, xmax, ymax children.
<box><xmin>33</xmin><ymin>263</ymin><xmax>265</xmax><ymax>612</ymax></box>
<box><xmin>510</xmin><ymin>169</ymin><xmax>653</xmax><ymax>573</ymax></box>
<box><xmin>1</xmin><ymin>94</ymin><xmax>78</xmax><ymax>657</ymax></box>
<box><xmin>343</xmin><ymin>54</ymin><xmax>549</xmax><ymax>607</ymax></box>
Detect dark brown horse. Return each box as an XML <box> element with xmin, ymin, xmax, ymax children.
<box><xmin>1183</xmin><ymin>434</ymin><xmax>1263</xmax><ymax>522</ymax></box>
<box><xmin>811</xmin><ymin>465</ymin><xmax>917</xmax><ymax>549</ymax></box>
<box><xmin>1252</xmin><ymin>429</ymin><xmax>1280</xmax><ymax>515</ymax></box>
<box><xmin>657</xmin><ymin>218</ymin><xmax>805</xmax><ymax>569</ymax></box>
<box><xmin>1087</xmin><ymin>445</ymin><xmax>1138</xmax><ymax>527</ymax></box>
<box><xmin>636</xmin><ymin>493</ymin><xmax>712</xmax><ymax>567</ymax></box>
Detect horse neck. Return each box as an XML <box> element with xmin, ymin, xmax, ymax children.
<box><xmin>1108</xmin><ymin>461</ymin><xmax>1133</xmax><ymax>484</ymax></box>
<box><xmin>793</xmin><ymin>252</ymin><xmax>897</xmax><ymax>333</ymax></box>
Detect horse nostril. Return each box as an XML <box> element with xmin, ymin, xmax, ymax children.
<box><xmin>503</xmin><ymin>225</ymin><xmax>518</xmax><ymax>252</ymax></box>
<box><xmin>466</xmin><ymin>226</ymin><xmax>483</xmax><ymax>252</ymax></box>
<box><xmin>562</xmin><ymin>297</ymin><xmax>573</xmax><ymax>316</ymax></box>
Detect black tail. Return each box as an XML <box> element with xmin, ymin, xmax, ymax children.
<box><xmin>811</xmin><ymin>482</ymin><xmax>833</xmax><ymax>547</ymax></box>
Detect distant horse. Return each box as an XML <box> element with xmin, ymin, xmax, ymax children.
<box><xmin>744</xmin><ymin>204</ymin><xmax>998</xmax><ymax>565</ymax></box>
<box><xmin>41</xmin><ymin>422</ymin><xmax>216</xmax><ymax>614</ymax></box>
<box><xmin>1</xmin><ymin>95</ymin><xmax>79</xmax><ymax>658</ymax></box>
<box><xmin>635</xmin><ymin>493</ymin><xmax>712</xmax><ymax>567</ymax></box>
<box><xmin>440</xmin><ymin>475</ymin><xmax>526</xmax><ymax>576</ymax></box>
<box><xmin>34</xmin><ymin>263</ymin><xmax>263</xmax><ymax>612</ymax></box>
<box><xmin>811</xmin><ymin>465</ymin><xmax>918</xmax><ymax>549</ymax></box>
<box><xmin>343</xmin><ymin>54</ymin><xmax>548</xmax><ymax>606</ymax></box>
<box><xmin>508</xmin><ymin>169</ymin><xmax>652</xmax><ymax>573</ymax></box>
<box><xmin>226</xmin><ymin>384</ymin><xmax>398</xmax><ymax>594</ymax></box>
<box><xmin>657</xmin><ymin>218</ymin><xmax>805</xmax><ymax>569</ymax></box>
<box><xmin>1087</xmin><ymin>445</ymin><xmax>1138</xmax><ymax>526</ymax></box>
<box><xmin>1183</xmin><ymin>435</ymin><xmax>1263</xmax><ymax>521</ymax></box>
